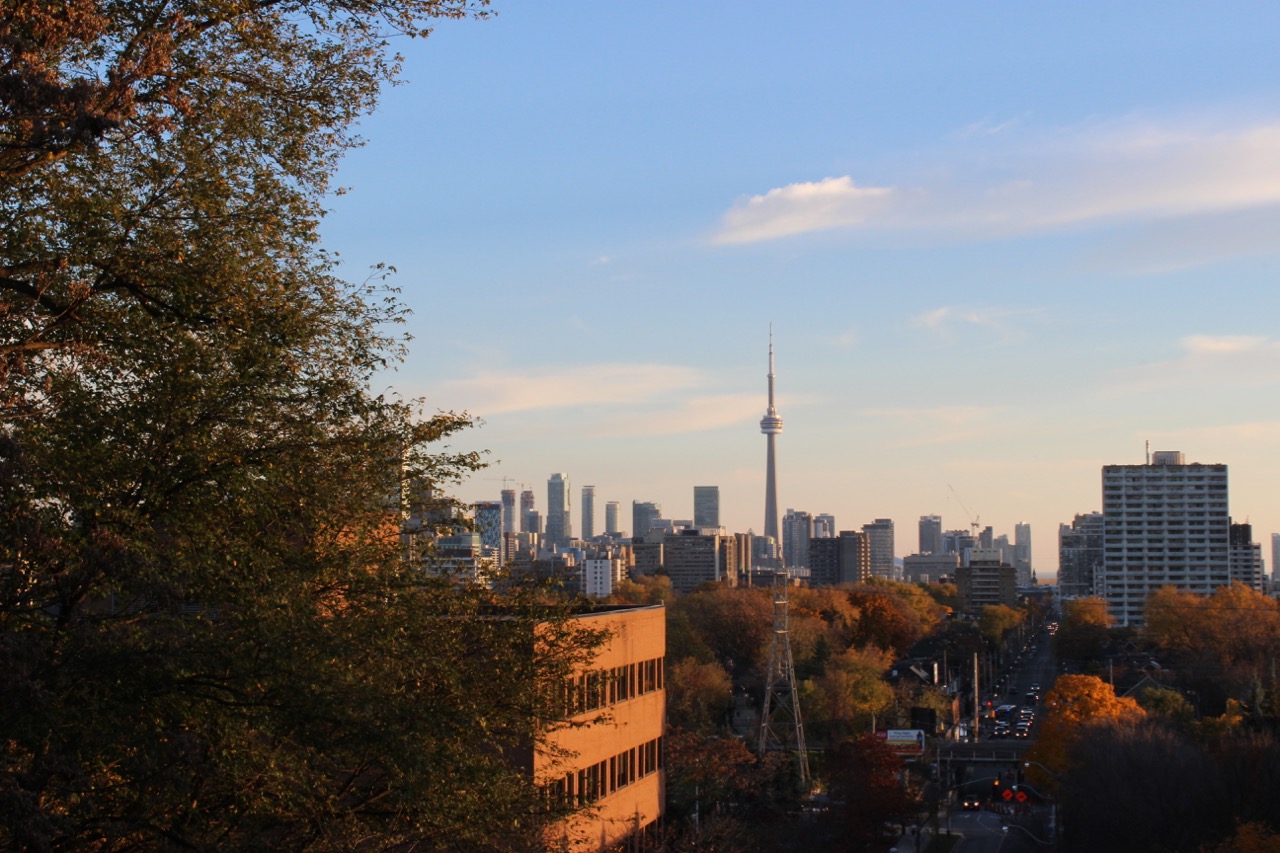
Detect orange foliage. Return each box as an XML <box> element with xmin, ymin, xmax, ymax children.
<box><xmin>1025</xmin><ymin>674</ymin><xmax>1145</xmax><ymax>778</ymax></box>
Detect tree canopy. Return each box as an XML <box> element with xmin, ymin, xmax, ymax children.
<box><xmin>0</xmin><ymin>1</ymin><xmax>616</xmax><ymax>849</ymax></box>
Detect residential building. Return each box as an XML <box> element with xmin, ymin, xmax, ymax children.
<box><xmin>813</xmin><ymin>514</ymin><xmax>836</xmax><ymax>540</ymax></box>
<box><xmin>546</xmin><ymin>473</ymin><xmax>572</xmax><ymax>549</ymax></box>
<box><xmin>632</xmin><ymin>501</ymin><xmax>662</xmax><ymax>539</ymax></box>
<box><xmin>1059</xmin><ymin>512</ymin><xmax>1103</xmax><ymax>599</ymax></box>
<box><xmin>521</xmin><ymin>489</ymin><xmax>536</xmax><ymax>534</ymax></box>
<box><xmin>501</xmin><ymin>488</ymin><xmax>518</xmax><ymax>535</ymax></box>
<box><xmin>808</xmin><ymin>530</ymin><xmax>870</xmax><ymax>586</ymax></box>
<box><xmin>903</xmin><ymin>552</ymin><xmax>959</xmax><ymax>584</ymax></box>
<box><xmin>663</xmin><ymin>529</ymin><xmax>733</xmax><ymax>593</ymax></box>
<box><xmin>863</xmin><ymin>518</ymin><xmax>896</xmax><ymax>580</ymax></box>
<box><xmin>581</xmin><ymin>485</ymin><xmax>596</xmax><ymax>541</ymax></box>
<box><xmin>1014</xmin><ymin>522</ymin><xmax>1032</xmax><ymax>585</ymax></box>
<box><xmin>955</xmin><ymin>547</ymin><xmax>1018</xmax><ymax>612</ymax></box>
<box><xmin>783</xmin><ymin>508</ymin><xmax>813</xmax><ymax>569</ymax></box>
<box><xmin>583</xmin><ymin>557</ymin><xmax>626</xmax><ymax>598</ymax></box>
<box><xmin>605</xmin><ymin>501</ymin><xmax>621</xmax><ymax>537</ymax></box>
<box><xmin>475</xmin><ymin>501</ymin><xmax>503</xmax><ymax>564</ymax></box>
<box><xmin>1100</xmin><ymin>451</ymin><xmax>1230</xmax><ymax>626</ymax></box>
<box><xmin>1230</xmin><ymin>522</ymin><xmax>1264</xmax><ymax>592</ymax></box>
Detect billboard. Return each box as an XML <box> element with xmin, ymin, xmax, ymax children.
<box><xmin>877</xmin><ymin>729</ymin><xmax>926</xmax><ymax>755</ymax></box>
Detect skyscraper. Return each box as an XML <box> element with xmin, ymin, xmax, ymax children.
<box><xmin>606</xmin><ymin>501</ymin><xmax>621</xmax><ymax>536</ymax></box>
<box><xmin>1014</xmin><ymin>522</ymin><xmax>1032</xmax><ymax>585</ymax></box>
<box><xmin>918</xmin><ymin>515</ymin><xmax>943</xmax><ymax>555</ymax></box>
<box><xmin>693</xmin><ymin>486</ymin><xmax>720</xmax><ymax>529</ymax></box>
<box><xmin>501</xmin><ymin>489</ymin><xmax>517</xmax><ymax>535</ymax></box>
<box><xmin>760</xmin><ymin>330</ymin><xmax>783</xmax><ymax>563</ymax></box>
<box><xmin>545</xmin><ymin>473</ymin><xmax>572</xmax><ymax>548</ymax></box>
<box><xmin>782</xmin><ymin>508</ymin><xmax>813</xmax><ymax>569</ymax></box>
<box><xmin>1101</xmin><ymin>451</ymin><xmax>1230</xmax><ymax>626</ymax></box>
<box><xmin>581</xmin><ymin>485</ymin><xmax>596</xmax><ymax>540</ymax></box>
<box><xmin>862</xmin><ymin>518</ymin><xmax>896</xmax><ymax>580</ymax></box>
<box><xmin>813</xmin><ymin>514</ymin><xmax>836</xmax><ymax>540</ymax></box>
<box><xmin>520</xmin><ymin>489</ymin><xmax>536</xmax><ymax>534</ymax></box>
<box><xmin>632</xmin><ymin>501</ymin><xmax>662</xmax><ymax>540</ymax></box>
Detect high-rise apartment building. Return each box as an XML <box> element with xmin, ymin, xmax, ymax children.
<box><xmin>1014</xmin><ymin>522</ymin><xmax>1032</xmax><ymax>585</ymax></box>
<box><xmin>475</xmin><ymin>501</ymin><xmax>503</xmax><ymax>565</ymax></box>
<box><xmin>693</xmin><ymin>486</ymin><xmax>720</xmax><ymax>529</ymax></box>
<box><xmin>581</xmin><ymin>485</ymin><xmax>596</xmax><ymax>541</ymax></box>
<box><xmin>605</xmin><ymin>501</ymin><xmax>621</xmax><ymax>537</ymax></box>
<box><xmin>808</xmin><ymin>529</ymin><xmax>870</xmax><ymax>586</ymax></box>
<box><xmin>813</xmin><ymin>514</ymin><xmax>836</xmax><ymax>540</ymax></box>
<box><xmin>501</xmin><ymin>488</ymin><xmax>517</xmax><ymax>535</ymax></box>
<box><xmin>1229</xmin><ymin>522</ymin><xmax>1264</xmax><ymax>592</ymax></box>
<box><xmin>545</xmin><ymin>473</ymin><xmax>572</xmax><ymax>548</ymax></box>
<box><xmin>632</xmin><ymin>501</ymin><xmax>662</xmax><ymax>540</ymax></box>
<box><xmin>663</xmin><ymin>529</ymin><xmax>730</xmax><ymax>593</ymax></box>
<box><xmin>919</xmin><ymin>515</ymin><xmax>943</xmax><ymax>556</ymax></box>
<box><xmin>1100</xmin><ymin>451</ymin><xmax>1230</xmax><ymax>626</ymax></box>
<box><xmin>1058</xmin><ymin>511</ymin><xmax>1103</xmax><ymax>599</ymax></box>
<box><xmin>862</xmin><ymin>518</ymin><xmax>895</xmax><ymax>580</ymax></box>
<box><xmin>1272</xmin><ymin>532</ymin><xmax>1280</xmax><ymax>589</ymax></box>
<box><xmin>520</xmin><ymin>489</ymin><xmax>536</xmax><ymax>534</ymax></box>
<box><xmin>782</xmin><ymin>508</ymin><xmax>813</xmax><ymax>569</ymax></box>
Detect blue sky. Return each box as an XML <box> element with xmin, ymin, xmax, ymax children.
<box><xmin>323</xmin><ymin>2</ymin><xmax>1280</xmax><ymax>578</ymax></box>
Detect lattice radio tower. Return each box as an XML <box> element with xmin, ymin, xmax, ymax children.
<box><xmin>758</xmin><ymin>573</ymin><xmax>810</xmax><ymax>785</ymax></box>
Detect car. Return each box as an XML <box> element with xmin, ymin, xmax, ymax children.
<box><xmin>961</xmin><ymin>797</ymin><xmax>982</xmax><ymax>811</ymax></box>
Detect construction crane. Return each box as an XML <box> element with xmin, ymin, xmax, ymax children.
<box><xmin>947</xmin><ymin>484</ymin><xmax>981</xmax><ymax>534</ymax></box>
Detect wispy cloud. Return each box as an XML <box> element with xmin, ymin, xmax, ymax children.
<box><xmin>434</xmin><ymin>363</ymin><xmax>702</xmax><ymax>415</ymax></box>
<box><xmin>908</xmin><ymin>305</ymin><xmax>1046</xmax><ymax>345</ymax></box>
<box><xmin>711</xmin><ymin>176</ymin><xmax>894</xmax><ymax>244</ymax></box>
<box><xmin>1107</xmin><ymin>334</ymin><xmax>1280</xmax><ymax>392</ymax></box>
<box><xmin>711</xmin><ymin>116</ymin><xmax>1280</xmax><ymax>245</ymax></box>
<box><xmin>596</xmin><ymin>393</ymin><xmax>763</xmax><ymax>437</ymax></box>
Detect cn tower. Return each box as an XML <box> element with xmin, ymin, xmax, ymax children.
<box><xmin>760</xmin><ymin>328</ymin><xmax>783</xmax><ymax>556</ymax></box>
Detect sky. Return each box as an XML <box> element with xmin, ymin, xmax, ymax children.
<box><xmin>322</xmin><ymin>2</ymin><xmax>1280</xmax><ymax>580</ymax></box>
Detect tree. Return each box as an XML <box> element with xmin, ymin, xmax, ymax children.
<box><xmin>667</xmin><ymin>658</ymin><xmax>734</xmax><ymax>733</ymax></box>
<box><xmin>1024</xmin><ymin>674</ymin><xmax>1145</xmax><ymax>778</ymax></box>
<box><xmin>818</xmin><ymin>735</ymin><xmax>921</xmax><ymax>852</ymax></box>
<box><xmin>1054</xmin><ymin>596</ymin><xmax>1112</xmax><ymax>664</ymax></box>
<box><xmin>978</xmin><ymin>603</ymin><xmax>1024</xmax><ymax>647</ymax></box>
<box><xmin>0</xmin><ymin>1</ymin><xmax>611</xmax><ymax>849</ymax></box>
<box><xmin>803</xmin><ymin>646</ymin><xmax>895</xmax><ymax>741</ymax></box>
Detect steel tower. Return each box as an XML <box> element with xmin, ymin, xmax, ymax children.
<box><xmin>760</xmin><ymin>329</ymin><xmax>783</xmax><ymax>558</ymax></box>
<box><xmin>758</xmin><ymin>574</ymin><xmax>810</xmax><ymax>785</ymax></box>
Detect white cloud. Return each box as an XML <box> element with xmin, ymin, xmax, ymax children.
<box><xmin>711</xmin><ymin>116</ymin><xmax>1280</xmax><ymax>245</ymax></box>
<box><xmin>863</xmin><ymin>405</ymin><xmax>1006</xmax><ymax>447</ymax></box>
<box><xmin>711</xmin><ymin>176</ymin><xmax>894</xmax><ymax>244</ymax></box>
<box><xmin>596</xmin><ymin>393</ymin><xmax>763</xmax><ymax>437</ymax></box>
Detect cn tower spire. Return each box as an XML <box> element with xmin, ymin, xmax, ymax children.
<box><xmin>760</xmin><ymin>326</ymin><xmax>783</xmax><ymax>560</ymax></box>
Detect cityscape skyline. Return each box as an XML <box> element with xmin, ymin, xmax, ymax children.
<box><xmin>322</xmin><ymin>4</ymin><xmax>1280</xmax><ymax>579</ymax></box>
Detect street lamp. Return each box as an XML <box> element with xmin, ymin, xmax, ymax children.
<box><xmin>1021</xmin><ymin>762</ymin><xmax>1058</xmax><ymax>843</ymax></box>
<box><xmin>1002</xmin><ymin>823</ymin><xmax>1052</xmax><ymax>847</ymax></box>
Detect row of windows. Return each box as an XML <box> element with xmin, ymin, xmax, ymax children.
<box><xmin>563</xmin><ymin>657</ymin><xmax>665</xmax><ymax>716</ymax></box>
<box><xmin>546</xmin><ymin>736</ymin><xmax>664</xmax><ymax>808</ymax></box>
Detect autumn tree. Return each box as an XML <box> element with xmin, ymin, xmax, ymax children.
<box><xmin>1054</xmin><ymin>596</ymin><xmax>1113</xmax><ymax>664</ymax></box>
<box><xmin>815</xmin><ymin>735</ymin><xmax>921</xmax><ymax>852</ymax></box>
<box><xmin>1024</xmin><ymin>674</ymin><xmax>1146</xmax><ymax>779</ymax></box>
<box><xmin>0</xmin><ymin>0</ymin><xmax>616</xmax><ymax>849</ymax></box>
<box><xmin>1146</xmin><ymin>584</ymin><xmax>1280</xmax><ymax>710</ymax></box>
<box><xmin>978</xmin><ymin>603</ymin><xmax>1024</xmax><ymax>647</ymax></box>
<box><xmin>667</xmin><ymin>658</ymin><xmax>734</xmax><ymax>733</ymax></box>
<box><xmin>803</xmin><ymin>646</ymin><xmax>895</xmax><ymax>742</ymax></box>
